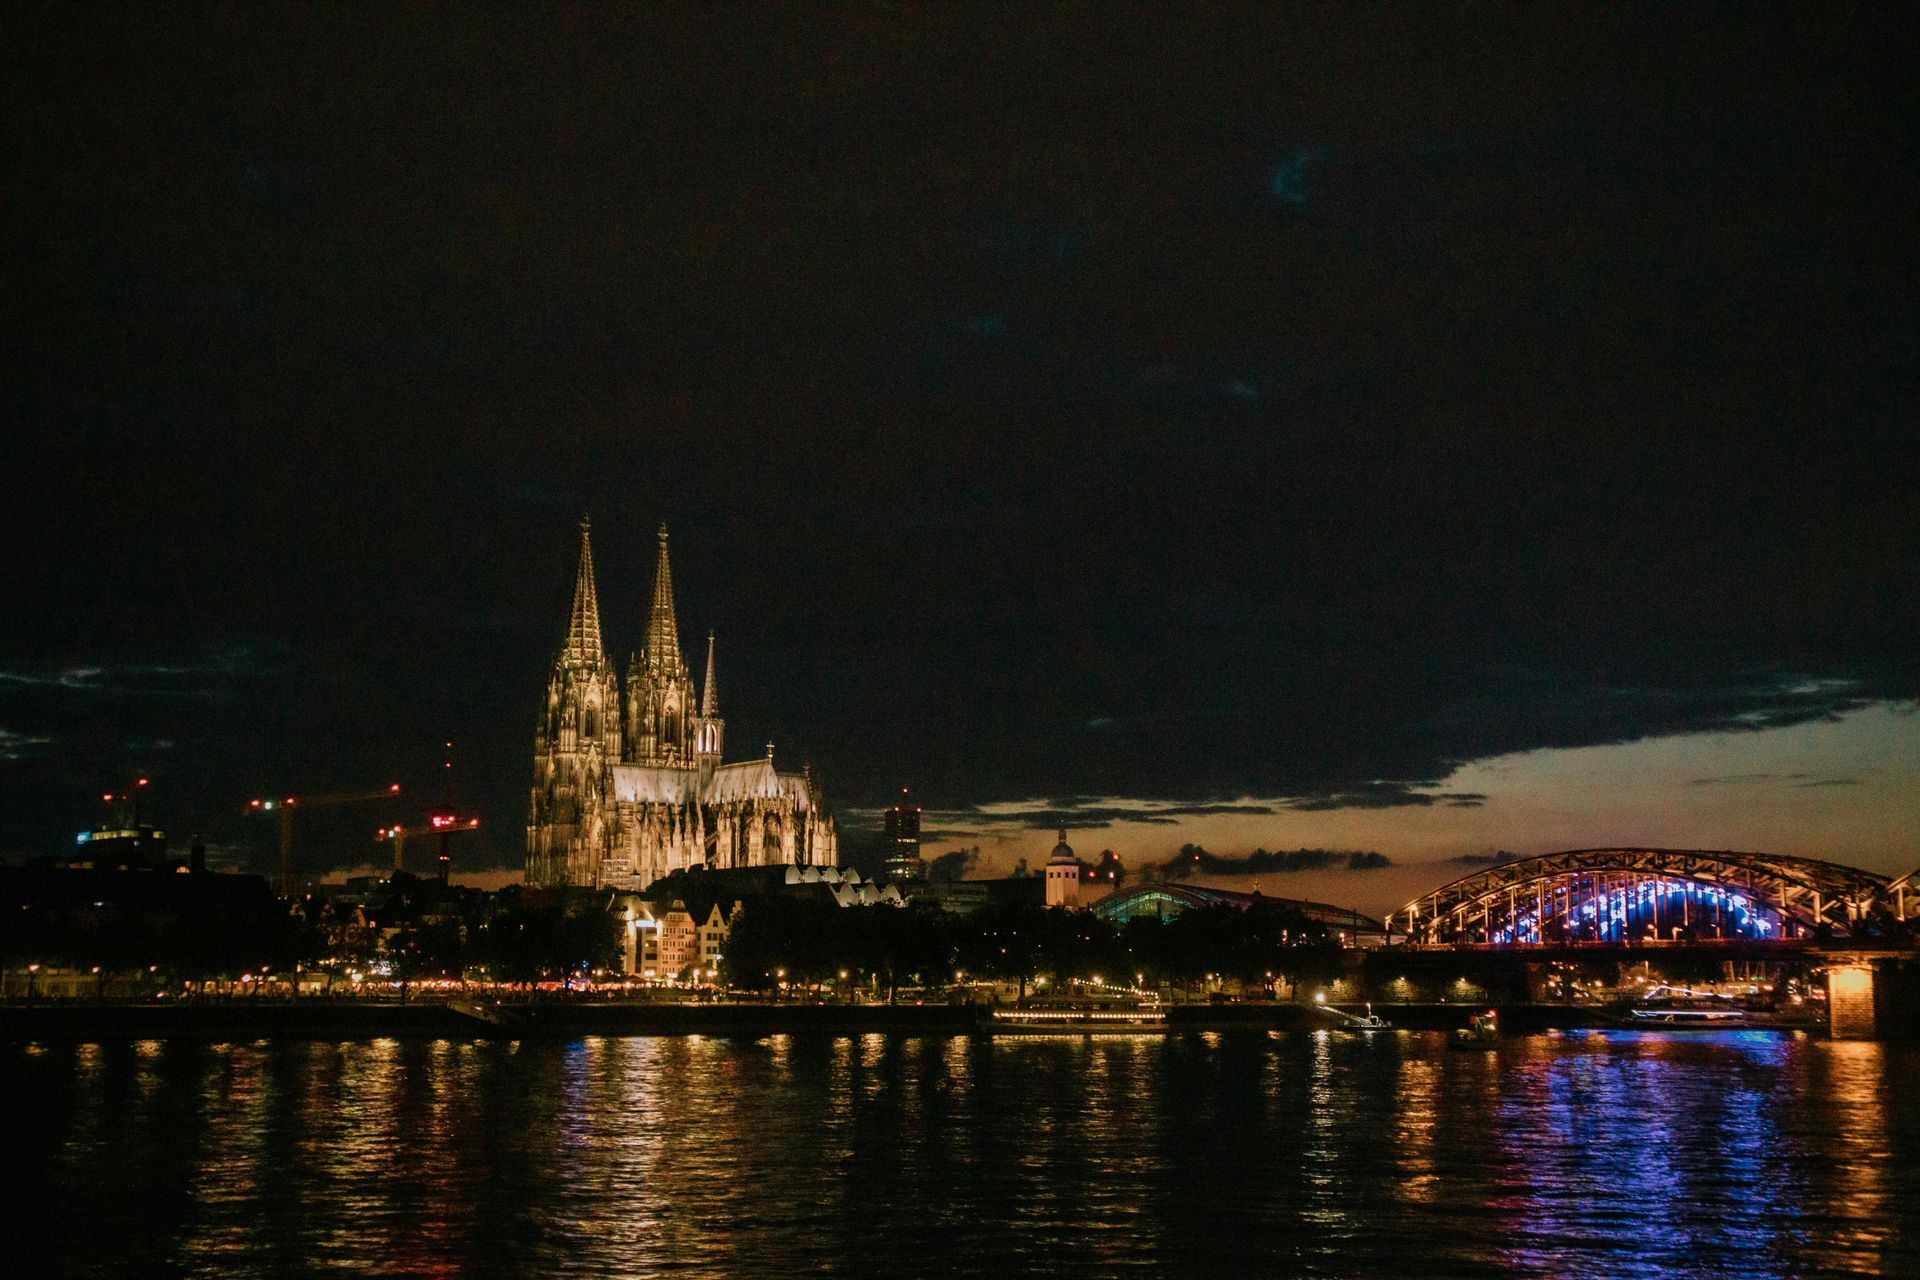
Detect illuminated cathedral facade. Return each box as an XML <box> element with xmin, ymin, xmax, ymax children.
<box><xmin>527</xmin><ymin>521</ymin><xmax>837</xmax><ymax>889</ymax></box>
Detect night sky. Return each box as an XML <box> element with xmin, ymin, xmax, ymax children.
<box><xmin>6</xmin><ymin>8</ymin><xmax>1917</xmax><ymax>910</ymax></box>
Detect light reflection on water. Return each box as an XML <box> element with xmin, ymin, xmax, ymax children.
<box><xmin>1</xmin><ymin>1031</ymin><xmax>1915</xmax><ymax>1277</ymax></box>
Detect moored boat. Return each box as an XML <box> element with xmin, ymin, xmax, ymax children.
<box><xmin>987</xmin><ymin>997</ymin><xmax>1169</xmax><ymax>1035</ymax></box>
<box><xmin>1451</xmin><ymin>1009</ymin><xmax>1499</xmax><ymax>1048</ymax></box>
<box><xmin>1608</xmin><ymin>984</ymin><xmax>1819</xmax><ymax>1032</ymax></box>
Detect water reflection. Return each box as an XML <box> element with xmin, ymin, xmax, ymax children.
<box><xmin>0</xmin><ymin>1031</ymin><xmax>1915</xmax><ymax>1277</ymax></box>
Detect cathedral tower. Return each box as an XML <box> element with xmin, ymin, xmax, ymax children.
<box><xmin>692</xmin><ymin>631</ymin><xmax>725</xmax><ymax>770</ymax></box>
<box><xmin>528</xmin><ymin>519</ymin><xmax>622</xmax><ymax>886</ymax></box>
<box><xmin>625</xmin><ymin>523</ymin><xmax>698</xmax><ymax>765</ymax></box>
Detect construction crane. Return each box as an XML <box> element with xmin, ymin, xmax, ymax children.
<box><xmin>373</xmin><ymin>741</ymin><xmax>478</xmax><ymax>886</ymax></box>
<box><xmin>374</xmin><ymin>809</ymin><xmax>480</xmax><ymax>884</ymax></box>
<box><xmin>249</xmin><ymin>783</ymin><xmax>402</xmax><ymax>898</ymax></box>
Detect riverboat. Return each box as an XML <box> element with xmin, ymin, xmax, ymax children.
<box><xmin>987</xmin><ymin>998</ymin><xmax>1170</xmax><ymax>1035</ymax></box>
<box><xmin>1609</xmin><ymin>985</ymin><xmax>1819</xmax><ymax>1032</ymax></box>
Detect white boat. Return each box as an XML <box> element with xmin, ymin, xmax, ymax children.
<box><xmin>1612</xmin><ymin>984</ymin><xmax>1815</xmax><ymax>1032</ymax></box>
<box><xmin>987</xmin><ymin>998</ymin><xmax>1169</xmax><ymax>1035</ymax></box>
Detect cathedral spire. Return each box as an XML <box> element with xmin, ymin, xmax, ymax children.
<box><xmin>645</xmin><ymin>522</ymin><xmax>684</xmax><ymax>669</ymax></box>
<box><xmin>564</xmin><ymin>517</ymin><xmax>605</xmax><ymax>664</ymax></box>
<box><xmin>701</xmin><ymin>631</ymin><xmax>718</xmax><ymax>716</ymax></box>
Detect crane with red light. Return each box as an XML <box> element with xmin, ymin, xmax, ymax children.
<box><xmin>374</xmin><ymin>809</ymin><xmax>480</xmax><ymax>883</ymax></box>
<box><xmin>372</xmin><ymin>741</ymin><xmax>478</xmax><ymax>885</ymax></box>
<box><xmin>248</xmin><ymin>784</ymin><xmax>402</xmax><ymax>898</ymax></box>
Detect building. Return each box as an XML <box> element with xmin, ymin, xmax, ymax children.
<box><xmin>883</xmin><ymin>790</ymin><xmax>925</xmax><ymax>884</ymax></box>
<box><xmin>1045</xmin><ymin>828</ymin><xmax>1082</xmax><ymax>909</ymax></box>
<box><xmin>614</xmin><ymin>901</ymin><xmax>748</xmax><ymax>982</ymax></box>
<box><xmin>785</xmin><ymin>863</ymin><xmax>906</xmax><ymax>907</ymax></box>
<box><xmin>614</xmin><ymin>896</ymin><xmax>742</xmax><ymax>979</ymax></box>
<box><xmin>528</xmin><ymin>521</ymin><xmax>838</xmax><ymax>889</ymax></box>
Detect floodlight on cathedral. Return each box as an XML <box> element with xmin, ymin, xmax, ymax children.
<box><xmin>527</xmin><ymin>520</ymin><xmax>837</xmax><ymax>889</ymax></box>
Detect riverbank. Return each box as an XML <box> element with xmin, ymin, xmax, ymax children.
<box><xmin>0</xmin><ymin>999</ymin><xmax>1698</xmax><ymax>1040</ymax></box>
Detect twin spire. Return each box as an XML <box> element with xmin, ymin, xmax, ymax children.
<box><xmin>560</xmin><ymin>518</ymin><xmax>717</xmax><ymax>716</ymax></box>
<box><xmin>564</xmin><ymin>518</ymin><xmax>605</xmax><ymax>663</ymax></box>
<box><xmin>645</xmin><ymin>522</ymin><xmax>683</xmax><ymax>671</ymax></box>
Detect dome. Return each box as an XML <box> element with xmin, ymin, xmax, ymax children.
<box><xmin>1049</xmin><ymin>827</ymin><xmax>1077</xmax><ymax>864</ymax></box>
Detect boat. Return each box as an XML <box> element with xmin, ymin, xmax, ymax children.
<box><xmin>987</xmin><ymin>997</ymin><xmax>1170</xmax><ymax>1035</ymax></box>
<box><xmin>1451</xmin><ymin>1010</ymin><xmax>1499</xmax><ymax>1048</ymax></box>
<box><xmin>1320</xmin><ymin>1001</ymin><xmax>1391</xmax><ymax>1031</ymax></box>
<box><xmin>1608</xmin><ymin>984</ymin><xmax>1818</xmax><ymax>1032</ymax></box>
<box><xmin>448</xmin><ymin>998</ymin><xmax>518</xmax><ymax>1030</ymax></box>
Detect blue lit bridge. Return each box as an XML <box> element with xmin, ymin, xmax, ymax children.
<box><xmin>1394</xmin><ymin>848</ymin><xmax>1917</xmax><ymax>947</ymax></box>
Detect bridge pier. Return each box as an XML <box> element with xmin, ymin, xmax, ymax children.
<box><xmin>1827</xmin><ymin>963</ymin><xmax>1877</xmax><ymax>1039</ymax></box>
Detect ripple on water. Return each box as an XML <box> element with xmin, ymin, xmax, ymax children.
<box><xmin>0</xmin><ymin>1030</ymin><xmax>1915</xmax><ymax>1278</ymax></box>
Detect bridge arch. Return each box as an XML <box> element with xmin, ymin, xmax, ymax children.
<box><xmin>1397</xmin><ymin>848</ymin><xmax>1894</xmax><ymax>945</ymax></box>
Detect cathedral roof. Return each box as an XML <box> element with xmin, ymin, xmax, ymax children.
<box><xmin>610</xmin><ymin>756</ymin><xmax>814</xmax><ymax>808</ymax></box>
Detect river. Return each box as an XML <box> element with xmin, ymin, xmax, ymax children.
<box><xmin>3</xmin><ymin>1029</ymin><xmax>1914</xmax><ymax>1277</ymax></box>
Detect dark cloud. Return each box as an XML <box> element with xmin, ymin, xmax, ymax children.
<box><xmin>919</xmin><ymin>800</ymin><xmax>1282</xmax><ymax>834</ymax></box>
<box><xmin>1686</xmin><ymin>772</ymin><xmax>1808</xmax><ymax>787</ymax></box>
<box><xmin>925</xmin><ymin>848</ymin><xmax>978</xmax><ymax>883</ymax></box>
<box><xmin>1157</xmin><ymin>844</ymin><xmax>1394</xmax><ymax>878</ymax></box>
<box><xmin>1687</xmin><ymin>769</ymin><xmax>1865</xmax><ymax>789</ymax></box>
<box><xmin>0</xmin><ymin>650</ymin><xmax>260</xmax><ymax>700</ymax></box>
<box><xmin>1449</xmin><ymin>850</ymin><xmax>1528</xmax><ymax>867</ymax></box>
<box><xmin>0</xmin><ymin>730</ymin><xmax>55</xmax><ymax>762</ymax></box>
<box><xmin>1279</xmin><ymin>786</ymin><xmax>1488</xmax><ymax>812</ymax></box>
<box><xmin>4</xmin><ymin>8</ymin><xmax>1915</xmax><ymax>870</ymax></box>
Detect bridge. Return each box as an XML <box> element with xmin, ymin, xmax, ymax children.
<box><xmin>1394</xmin><ymin>848</ymin><xmax>1916</xmax><ymax>946</ymax></box>
<box><xmin>1390</xmin><ymin>849</ymin><xmax>1918</xmax><ymax>1039</ymax></box>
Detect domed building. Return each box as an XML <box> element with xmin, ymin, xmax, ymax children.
<box><xmin>1045</xmin><ymin>827</ymin><xmax>1082</xmax><ymax>909</ymax></box>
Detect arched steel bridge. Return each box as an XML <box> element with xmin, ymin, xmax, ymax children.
<box><xmin>1396</xmin><ymin>848</ymin><xmax>1917</xmax><ymax>946</ymax></box>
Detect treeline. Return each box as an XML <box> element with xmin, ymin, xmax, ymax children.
<box><xmin>373</xmin><ymin>902</ymin><xmax>619</xmax><ymax>985</ymax></box>
<box><xmin>724</xmin><ymin>898</ymin><xmax>1345</xmax><ymax>997</ymax></box>
<box><xmin>0</xmin><ymin>887</ymin><xmax>620</xmax><ymax>987</ymax></box>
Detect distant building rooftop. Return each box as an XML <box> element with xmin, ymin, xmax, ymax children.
<box><xmin>1090</xmin><ymin>882</ymin><xmax>1389</xmax><ymax>941</ymax></box>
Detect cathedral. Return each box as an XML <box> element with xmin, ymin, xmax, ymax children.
<box><xmin>527</xmin><ymin>521</ymin><xmax>837</xmax><ymax>889</ymax></box>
